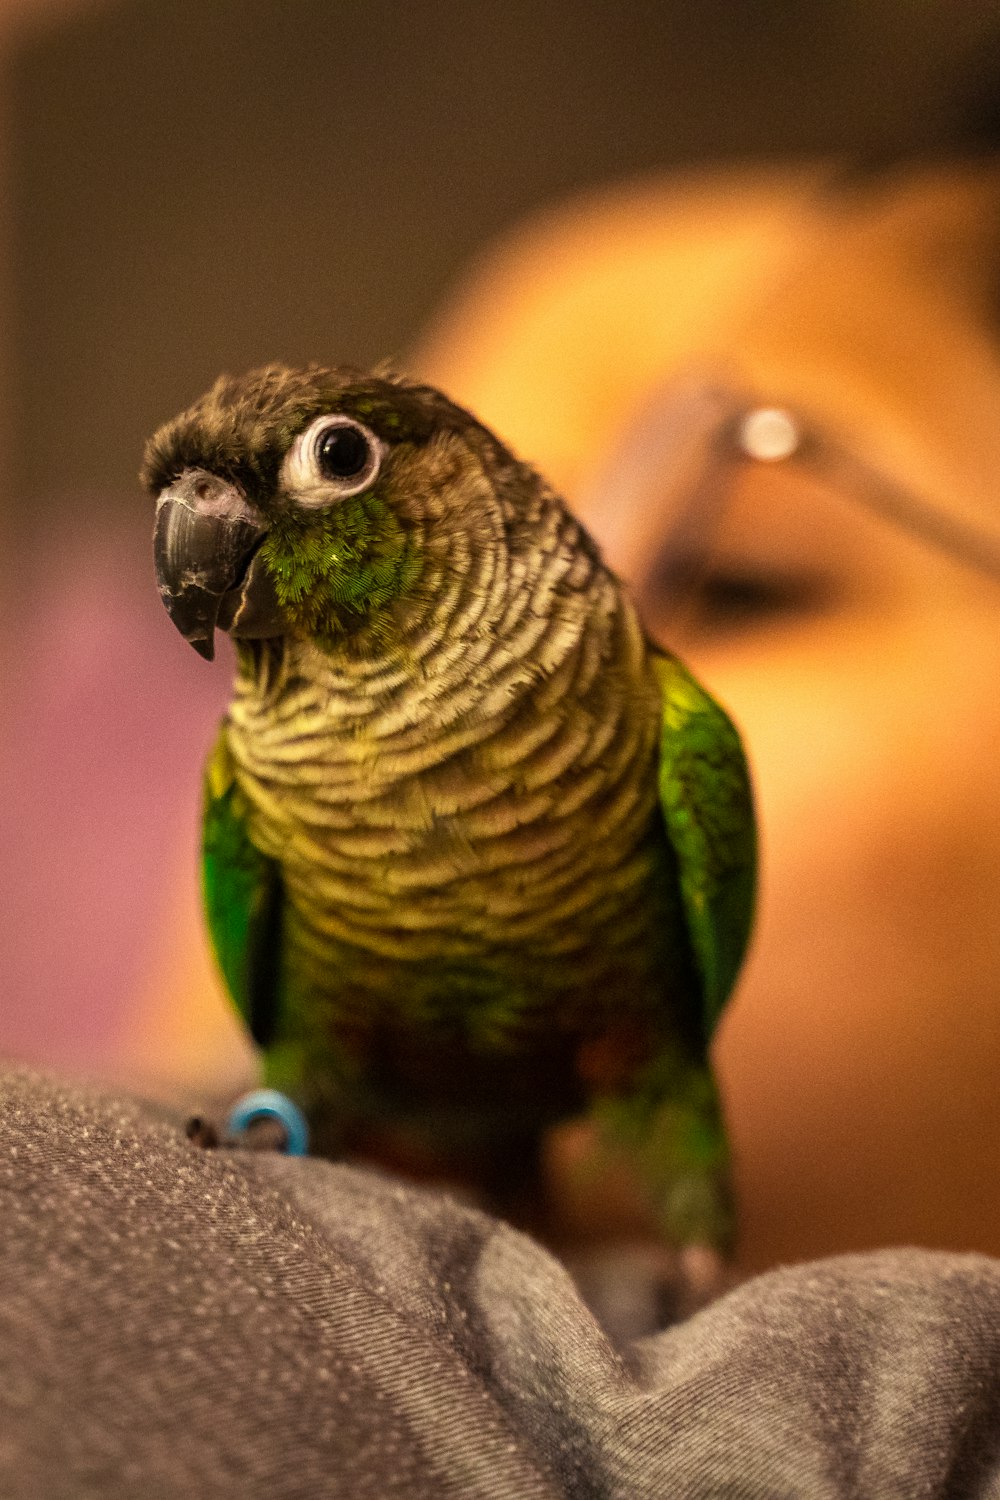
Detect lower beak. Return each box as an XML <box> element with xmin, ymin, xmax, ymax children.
<box><xmin>153</xmin><ymin>469</ymin><xmax>268</xmax><ymax>660</ymax></box>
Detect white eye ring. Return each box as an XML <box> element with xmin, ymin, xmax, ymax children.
<box><xmin>281</xmin><ymin>414</ymin><xmax>383</xmax><ymax>505</ymax></box>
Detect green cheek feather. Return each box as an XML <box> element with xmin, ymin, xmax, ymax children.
<box><xmin>261</xmin><ymin>490</ymin><xmax>423</xmax><ymax>640</ymax></box>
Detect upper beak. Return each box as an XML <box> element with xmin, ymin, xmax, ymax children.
<box><xmin>153</xmin><ymin>468</ymin><xmax>269</xmax><ymax>660</ymax></box>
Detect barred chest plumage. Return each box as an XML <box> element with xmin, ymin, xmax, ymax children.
<box><xmin>222</xmin><ymin>496</ymin><xmax>691</xmax><ymax>1063</ymax></box>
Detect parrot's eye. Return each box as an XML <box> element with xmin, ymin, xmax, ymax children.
<box><xmin>316</xmin><ymin>421</ymin><xmax>375</xmax><ymax>482</ymax></box>
<box><xmin>282</xmin><ymin>414</ymin><xmax>383</xmax><ymax>505</ymax></box>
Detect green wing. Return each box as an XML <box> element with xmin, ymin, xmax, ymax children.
<box><xmin>201</xmin><ymin>728</ymin><xmax>283</xmax><ymax>1047</ymax></box>
<box><xmin>652</xmin><ymin>652</ymin><xmax>757</xmax><ymax>1038</ymax></box>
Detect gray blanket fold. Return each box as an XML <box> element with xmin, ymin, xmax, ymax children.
<box><xmin>2</xmin><ymin>1065</ymin><xmax>999</xmax><ymax>1498</ymax></box>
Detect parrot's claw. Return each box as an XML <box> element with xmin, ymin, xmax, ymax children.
<box><xmin>184</xmin><ymin>1114</ymin><xmax>220</xmax><ymax>1149</ymax></box>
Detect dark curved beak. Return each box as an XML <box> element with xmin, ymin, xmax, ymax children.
<box><xmin>153</xmin><ymin>469</ymin><xmax>269</xmax><ymax>660</ymax></box>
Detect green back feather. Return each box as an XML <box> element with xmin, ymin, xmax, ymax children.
<box><xmin>652</xmin><ymin>652</ymin><xmax>757</xmax><ymax>1036</ymax></box>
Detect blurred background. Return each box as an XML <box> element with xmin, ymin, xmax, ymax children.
<box><xmin>4</xmin><ymin>0</ymin><xmax>999</xmax><ymax>518</ymax></box>
<box><xmin>2</xmin><ymin>0</ymin><xmax>1000</xmax><ymax>1217</ymax></box>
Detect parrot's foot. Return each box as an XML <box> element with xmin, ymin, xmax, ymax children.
<box><xmin>562</xmin><ymin>1239</ymin><xmax>737</xmax><ymax>1346</ymax></box>
<box><xmin>184</xmin><ymin>1089</ymin><xmax>310</xmax><ymax>1155</ymax></box>
<box><xmin>226</xmin><ymin>1089</ymin><xmax>310</xmax><ymax>1154</ymax></box>
<box><xmin>185</xmin><ymin>1114</ymin><xmax>221</xmax><ymax>1149</ymax></box>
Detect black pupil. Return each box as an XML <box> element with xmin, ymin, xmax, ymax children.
<box><xmin>317</xmin><ymin>424</ymin><xmax>371</xmax><ymax>481</ymax></box>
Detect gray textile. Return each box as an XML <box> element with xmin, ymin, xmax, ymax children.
<box><xmin>3</xmin><ymin>1066</ymin><xmax>1000</xmax><ymax>1498</ymax></box>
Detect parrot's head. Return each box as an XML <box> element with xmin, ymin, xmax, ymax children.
<box><xmin>144</xmin><ymin>363</ymin><xmax>518</xmax><ymax>660</ymax></box>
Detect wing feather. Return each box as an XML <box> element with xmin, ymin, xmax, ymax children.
<box><xmin>201</xmin><ymin>728</ymin><xmax>283</xmax><ymax>1047</ymax></box>
<box><xmin>652</xmin><ymin>652</ymin><xmax>757</xmax><ymax>1036</ymax></box>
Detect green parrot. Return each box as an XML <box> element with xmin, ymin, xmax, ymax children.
<box><xmin>145</xmin><ymin>364</ymin><xmax>755</xmax><ymax>1248</ymax></box>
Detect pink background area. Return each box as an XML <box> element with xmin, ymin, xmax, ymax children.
<box><xmin>0</xmin><ymin>516</ymin><xmax>231</xmax><ymax>1074</ymax></box>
